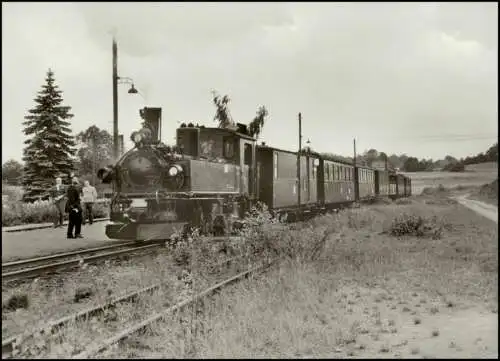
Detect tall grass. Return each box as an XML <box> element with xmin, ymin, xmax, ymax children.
<box><xmin>6</xmin><ymin>196</ymin><xmax>498</xmax><ymax>358</ymax></box>
<box><xmin>111</xmin><ymin>198</ymin><xmax>498</xmax><ymax>358</ymax></box>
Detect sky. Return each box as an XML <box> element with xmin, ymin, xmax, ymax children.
<box><xmin>2</xmin><ymin>2</ymin><xmax>498</xmax><ymax>164</ymax></box>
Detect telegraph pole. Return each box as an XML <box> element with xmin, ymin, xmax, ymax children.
<box><xmin>353</xmin><ymin>138</ymin><xmax>359</xmax><ymax>202</ymax></box>
<box><xmin>297</xmin><ymin>112</ymin><xmax>302</xmax><ymax>209</ymax></box>
<box><xmin>92</xmin><ymin>135</ymin><xmax>97</xmax><ymax>186</ymax></box>
<box><xmin>112</xmin><ymin>37</ymin><xmax>119</xmax><ymax>161</ymax></box>
<box><xmin>353</xmin><ymin>138</ymin><xmax>356</xmax><ymax>166</ymax></box>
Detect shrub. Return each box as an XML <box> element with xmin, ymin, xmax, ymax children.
<box><xmin>235</xmin><ymin>203</ymin><xmax>333</xmax><ymax>262</ymax></box>
<box><xmin>443</xmin><ymin>162</ymin><xmax>465</xmax><ymax>172</ymax></box>
<box><xmin>388</xmin><ymin>214</ymin><xmax>444</xmax><ymax>239</ymax></box>
<box><xmin>1</xmin><ymin>199</ymin><xmax>109</xmax><ymax>227</ymax></box>
<box><xmin>421</xmin><ymin>184</ymin><xmax>448</xmax><ymax>195</ymax></box>
<box><xmin>395</xmin><ymin>198</ymin><xmax>412</xmax><ymax>205</ymax></box>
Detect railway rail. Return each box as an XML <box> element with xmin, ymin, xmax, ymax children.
<box><xmin>2</xmin><ymin>254</ymin><xmax>250</xmax><ymax>359</ymax></box>
<box><xmin>73</xmin><ymin>257</ymin><xmax>278</xmax><ymax>358</ymax></box>
<box><xmin>1</xmin><ymin>241</ymin><xmax>164</xmax><ymax>283</ymax></box>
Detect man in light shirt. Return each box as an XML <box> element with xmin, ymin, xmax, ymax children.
<box><xmin>50</xmin><ymin>176</ymin><xmax>67</xmax><ymax>228</ymax></box>
<box><xmin>81</xmin><ymin>180</ymin><xmax>98</xmax><ymax>225</ymax></box>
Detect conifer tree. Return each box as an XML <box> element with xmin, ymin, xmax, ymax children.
<box><xmin>22</xmin><ymin>69</ymin><xmax>76</xmax><ymax>202</ymax></box>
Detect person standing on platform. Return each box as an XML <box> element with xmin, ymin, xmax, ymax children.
<box><xmin>81</xmin><ymin>180</ymin><xmax>98</xmax><ymax>225</ymax></box>
<box><xmin>66</xmin><ymin>177</ymin><xmax>83</xmax><ymax>239</ymax></box>
<box><xmin>50</xmin><ymin>177</ymin><xmax>67</xmax><ymax>228</ymax></box>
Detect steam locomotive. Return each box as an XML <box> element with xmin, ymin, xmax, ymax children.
<box><xmin>98</xmin><ymin>107</ymin><xmax>411</xmax><ymax>241</ymax></box>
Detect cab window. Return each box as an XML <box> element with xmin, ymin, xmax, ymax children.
<box><xmin>222</xmin><ymin>137</ymin><xmax>234</xmax><ymax>160</ymax></box>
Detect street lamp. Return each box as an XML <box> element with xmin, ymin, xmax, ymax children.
<box><xmin>112</xmin><ymin>37</ymin><xmax>140</xmax><ymax>160</ymax></box>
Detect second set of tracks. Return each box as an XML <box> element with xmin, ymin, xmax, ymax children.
<box><xmin>1</xmin><ymin>240</ymin><xmax>165</xmax><ymax>283</ymax></box>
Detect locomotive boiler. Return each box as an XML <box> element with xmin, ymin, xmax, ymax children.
<box><xmin>98</xmin><ymin>107</ymin><xmax>258</xmax><ymax>240</ymax></box>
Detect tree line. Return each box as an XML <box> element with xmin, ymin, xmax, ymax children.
<box><xmin>2</xmin><ymin>69</ymin><xmax>496</xmax><ymax>198</ymax></box>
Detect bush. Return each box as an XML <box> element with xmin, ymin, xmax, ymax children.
<box><xmin>234</xmin><ymin>203</ymin><xmax>334</xmax><ymax>262</ymax></box>
<box><xmin>421</xmin><ymin>184</ymin><xmax>448</xmax><ymax>195</ymax></box>
<box><xmin>2</xmin><ymin>183</ymin><xmax>24</xmax><ymax>202</ymax></box>
<box><xmin>388</xmin><ymin>214</ymin><xmax>444</xmax><ymax>239</ymax></box>
<box><xmin>443</xmin><ymin>162</ymin><xmax>465</xmax><ymax>172</ymax></box>
<box><xmin>2</xmin><ymin>199</ymin><xmax>109</xmax><ymax>227</ymax></box>
<box><xmin>395</xmin><ymin>198</ymin><xmax>412</xmax><ymax>205</ymax></box>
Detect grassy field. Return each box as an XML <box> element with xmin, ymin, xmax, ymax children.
<box><xmin>108</xmin><ymin>195</ymin><xmax>497</xmax><ymax>359</ymax></box>
<box><xmin>5</xmin><ymin>192</ymin><xmax>497</xmax><ymax>358</ymax></box>
<box><xmin>404</xmin><ymin>162</ymin><xmax>498</xmax><ymax>196</ymax></box>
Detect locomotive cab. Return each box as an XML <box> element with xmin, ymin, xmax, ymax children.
<box><xmin>176</xmin><ymin>124</ymin><xmax>257</xmax><ymax>198</ymax></box>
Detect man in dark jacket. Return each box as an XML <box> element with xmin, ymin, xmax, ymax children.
<box><xmin>66</xmin><ymin>177</ymin><xmax>83</xmax><ymax>239</ymax></box>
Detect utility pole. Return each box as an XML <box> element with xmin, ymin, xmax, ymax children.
<box><xmin>92</xmin><ymin>135</ymin><xmax>97</xmax><ymax>186</ymax></box>
<box><xmin>112</xmin><ymin>37</ymin><xmax>119</xmax><ymax>161</ymax></box>
<box><xmin>353</xmin><ymin>138</ymin><xmax>359</xmax><ymax>202</ymax></box>
<box><xmin>297</xmin><ymin>112</ymin><xmax>302</xmax><ymax>209</ymax></box>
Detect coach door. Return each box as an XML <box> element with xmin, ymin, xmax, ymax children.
<box><xmin>306</xmin><ymin>154</ymin><xmax>311</xmax><ymax>202</ymax></box>
<box><xmin>240</xmin><ymin>139</ymin><xmax>256</xmax><ymax>198</ymax></box>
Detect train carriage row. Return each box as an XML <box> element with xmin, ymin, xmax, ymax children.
<box><xmin>258</xmin><ymin>146</ymin><xmax>411</xmax><ymax>216</ymax></box>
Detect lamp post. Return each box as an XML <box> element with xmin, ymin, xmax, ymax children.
<box><xmin>112</xmin><ymin>37</ymin><xmax>139</xmax><ymax>160</ymax></box>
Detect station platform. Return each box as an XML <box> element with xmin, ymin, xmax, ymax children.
<box><xmin>1</xmin><ymin>220</ymin><xmax>128</xmax><ymax>263</ymax></box>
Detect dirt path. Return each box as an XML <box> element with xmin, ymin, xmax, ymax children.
<box><xmin>454</xmin><ymin>194</ymin><xmax>498</xmax><ymax>223</ymax></box>
<box><xmin>336</xmin><ymin>286</ymin><xmax>498</xmax><ymax>359</ymax></box>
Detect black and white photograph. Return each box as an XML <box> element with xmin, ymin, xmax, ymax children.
<box><xmin>2</xmin><ymin>2</ymin><xmax>498</xmax><ymax>358</ymax></box>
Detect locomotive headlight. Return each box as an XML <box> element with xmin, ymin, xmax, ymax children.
<box><xmin>168</xmin><ymin>164</ymin><xmax>183</xmax><ymax>177</ymax></box>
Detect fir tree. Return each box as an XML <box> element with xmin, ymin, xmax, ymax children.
<box><xmin>22</xmin><ymin>69</ymin><xmax>76</xmax><ymax>202</ymax></box>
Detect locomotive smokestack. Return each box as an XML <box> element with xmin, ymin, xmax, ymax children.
<box><xmin>97</xmin><ymin>166</ymin><xmax>115</xmax><ymax>184</ymax></box>
<box><xmin>139</xmin><ymin>107</ymin><xmax>162</xmax><ymax>142</ymax></box>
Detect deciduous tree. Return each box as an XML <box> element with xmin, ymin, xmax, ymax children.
<box><xmin>2</xmin><ymin>160</ymin><xmax>23</xmax><ymax>185</ymax></box>
<box><xmin>76</xmin><ymin>125</ymin><xmax>113</xmax><ymax>183</ymax></box>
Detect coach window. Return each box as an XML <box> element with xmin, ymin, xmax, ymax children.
<box><xmin>273</xmin><ymin>153</ymin><xmax>278</xmax><ymax>180</ymax></box>
<box><xmin>325</xmin><ymin>163</ymin><xmax>329</xmax><ymax>180</ymax></box>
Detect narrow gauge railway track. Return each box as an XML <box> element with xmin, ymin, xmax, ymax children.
<box><xmin>73</xmin><ymin>257</ymin><xmax>279</xmax><ymax>359</ymax></box>
<box><xmin>2</xmin><ymin>254</ymin><xmax>248</xmax><ymax>359</ymax></box>
<box><xmin>2</xmin><ymin>241</ymin><xmax>164</xmax><ymax>283</ymax></box>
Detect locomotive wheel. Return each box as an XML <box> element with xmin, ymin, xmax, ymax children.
<box><xmin>213</xmin><ymin>215</ymin><xmax>226</xmax><ymax>236</ymax></box>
